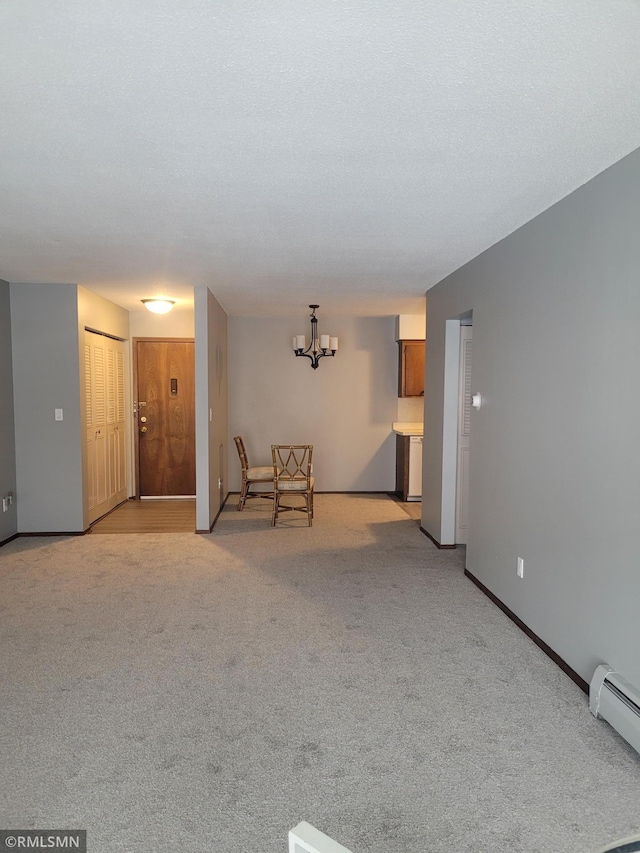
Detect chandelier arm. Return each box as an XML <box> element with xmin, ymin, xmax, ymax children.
<box><xmin>294</xmin><ymin>349</ymin><xmax>336</xmax><ymax>368</ymax></box>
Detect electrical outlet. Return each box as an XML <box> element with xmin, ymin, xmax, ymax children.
<box><xmin>517</xmin><ymin>557</ymin><xmax>524</xmax><ymax>579</ymax></box>
<box><xmin>7</xmin><ymin>492</ymin><xmax>13</xmax><ymax>505</ymax></box>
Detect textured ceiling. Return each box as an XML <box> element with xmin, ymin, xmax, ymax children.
<box><xmin>2</xmin><ymin>1</ymin><xmax>640</xmax><ymax>317</ymax></box>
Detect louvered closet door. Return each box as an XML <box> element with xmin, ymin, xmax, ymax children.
<box><xmin>85</xmin><ymin>330</ymin><xmax>127</xmax><ymax>525</ymax></box>
<box><xmin>93</xmin><ymin>336</ymin><xmax>108</xmax><ymax>514</ymax></box>
<box><xmin>85</xmin><ymin>339</ymin><xmax>97</xmax><ymax>514</ymax></box>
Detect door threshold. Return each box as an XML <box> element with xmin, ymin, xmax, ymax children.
<box><xmin>139</xmin><ymin>495</ymin><xmax>196</xmax><ymax>500</ymax></box>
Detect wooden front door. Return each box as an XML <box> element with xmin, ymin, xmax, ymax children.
<box><xmin>135</xmin><ymin>339</ymin><xmax>196</xmax><ymax>497</ymax></box>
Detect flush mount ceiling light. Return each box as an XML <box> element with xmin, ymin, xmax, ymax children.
<box><xmin>141</xmin><ymin>298</ymin><xmax>175</xmax><ymax>314</ymax></box>
<box><xmin>292</xmin><ymin>305</ymin><xmax>338</xmax><ymax>369</ymax></box>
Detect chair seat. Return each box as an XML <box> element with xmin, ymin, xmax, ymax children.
<box><xmin>247</xmin><ymin>466</ymin><xmax>274</xmax><ymax>481</ymax></box>
<box><xmin>277</xmin><ymin>476</ymin><xmax>314</xmax><ymax>492</ymax></box>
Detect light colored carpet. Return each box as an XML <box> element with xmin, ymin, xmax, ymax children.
<box><xmin>1</xmin><ymin>494</ymin><xmax>638</xmax><ymax>853</ymax></box>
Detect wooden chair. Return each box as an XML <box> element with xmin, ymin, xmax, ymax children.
<box><xmin>271</xmin><ymin>445</ymin><xmax>314</xmax><ymax>527</ymax></box>
<box><xmin>234</xmin><ymin>436</ymin><xmax>274</xmax><ymax>511</ymax></box>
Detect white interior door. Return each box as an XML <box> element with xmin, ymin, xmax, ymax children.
<box><xmin>408</xmin><ymin>435</ymin><xmax>423</xmax><ymax>500</ymax></box>
<box><xmin>85</xmin><ymin>330</ymin><xmax>127</xmax><ymax>524</ymax></box>
<box><xmin>455</xmin><ymin>325</ymin><xmax>472</xmax><ymax>544</ymax></box>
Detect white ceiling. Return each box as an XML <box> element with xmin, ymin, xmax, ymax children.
<box><xmin>2</xmin><ymin>1</ymin><xmax>640</xmax><ymax>318</ymax></box>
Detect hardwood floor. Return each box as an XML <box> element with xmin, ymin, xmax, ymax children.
<box><xmin>89</xmin><ymin>499</ymin><xmax>196</xmax><ymax>534</ymax></box>
<box><xmin>398</xmin><ymin>501</ymin><xmax>421</xmax><ymax>522</ymax></box>
<box><xmin>387</xmin><ymin>493</ymin><xmax>422</xmax><ymax>523</ymax></box>
<box><xmin>91</xmin><ymin>495</ymin><xmax>416</xmax><ymax>534</ymax></box>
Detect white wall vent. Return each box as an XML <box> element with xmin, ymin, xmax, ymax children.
<box><xmin>596</xmin><ymin>835</ymin><xmax>640</xmax><ymax>853</ymax></box>
<box><xmin>289</xmin><ymin>822</ymin><xmax>354</xmax><ymax>853</ymax></box>
<box><xmin>589</xmin><ymin>664</ymin><xmax>640</xmax><ymax>755</ymax></box>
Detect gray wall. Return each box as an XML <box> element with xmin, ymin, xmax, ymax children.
<box><xmin>0</xmin><ymin>279</ymin><xmax>17</xmax><ymax>542</ymax></box>
<box><xmin>195</xmin><ymin>286</ymin><xmax>228</xmax><ymax>531</ymax></box>
<box><xmin>228</xmin><ymin>315</ymin><xmax>398</xmax><ymax>492</ymax></box>
<box><xmin>422</xmin><ymin>146</ymin><xmax>640</xmax><ymax>687</ymax></box>
<box><xmin>10</xmin><ymin>283</ymin><xmax>130</xmax><ymax>533</ymax></box>
<box><xmin>11</xmin><ymin>284</ymin><xmax>85</xmax><ymax>532</ymax></box>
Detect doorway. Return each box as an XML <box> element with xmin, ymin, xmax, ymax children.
<box><xmin>455</xmin><ymin>324</ymin><xmax>472</xmax><ymax>544</ymax></box>
<box><xmin>438</xmin><ymin>314</ymin><xmax>473</xmax><ymax>546</ymax></box>
<box><xmin>133</xmin><ymin>338</ymin><xmax>196</xmax><ymax>497</ymax></box>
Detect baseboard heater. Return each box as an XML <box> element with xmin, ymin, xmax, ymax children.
<box><xmin>590</xmin><ymin>664</ymin><xmax>640</xmax><ymax>755</ymax></box>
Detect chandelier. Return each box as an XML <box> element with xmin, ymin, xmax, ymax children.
<box><xmin>292</xmin><ymin>305</ymin><xmax>338</xmax><ymax>369</ymax></box>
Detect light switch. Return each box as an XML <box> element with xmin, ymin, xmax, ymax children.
<box><xmin>55</xmin><ymin>408</ymin><xmax>63</xmax><ymax>421</ymax></box>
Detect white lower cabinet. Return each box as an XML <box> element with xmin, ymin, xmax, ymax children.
<box><xmin>408</xmin><ymin>435</ymin><xmax>423</xmax><ymax>500</ymax></box>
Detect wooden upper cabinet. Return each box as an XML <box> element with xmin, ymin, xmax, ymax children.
<box><xmin>398</xmin><ymin>340</ymin><xmax>425</xmax><ymax>397</ymax></box>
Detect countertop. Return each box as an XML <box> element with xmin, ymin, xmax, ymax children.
<box><xmin>392</xmin><ymin>422</ymin><xmax>424</xmax><ymax>436</ymax></box>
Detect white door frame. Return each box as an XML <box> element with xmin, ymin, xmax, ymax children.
<box><xmin>455</xmin><ymin>325</ymin><xmax>472</xmax><ymax>543</ymax></box>
<box><xmin>440</xmin><ymin>319</ymin><xmax>461</xmax><ymax>545</ymax></box>
<box><xmin>440</xmin><ymin>313</ymin><xmax>473</xmax><ymax>546</ymax></box>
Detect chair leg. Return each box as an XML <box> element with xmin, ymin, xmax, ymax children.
<box><xmin>307</xmin><ymin>492</ymin><xmax>312</xmax><ymax>526</ymax></box>
<box><xmin>238</xmin><ymin>479</ymin><xmax>248</xmax><ymax>511</ymax></box>
<box><xmin>271</xmin><ymin>493</ymin><xmax>278</xmax><ymax>526</ymax></box>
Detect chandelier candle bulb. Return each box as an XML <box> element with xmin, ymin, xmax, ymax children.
<box><xmin>330</xmin><ymin>337</ymin><xmax>338</xmax><ymax>351</ymax></box>
<box><xmin>320</xmin><ymin>334</ymin><xmax>330</xmax><ymax>350</ymax></box>
<box><xmin>296</xmin><ymin>335</ymin><xmax>306</xmax><ymax>350</ymax></box>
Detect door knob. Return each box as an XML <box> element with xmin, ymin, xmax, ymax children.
<box><xmin>140</xmin><ymin>426</ymin><xmax>148</xmax><ymax>433</ymax></box>
<box><xmin>140</xmin><ymin>416</ymin><xmax>147</xmax><ymax>423</ymax></box>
